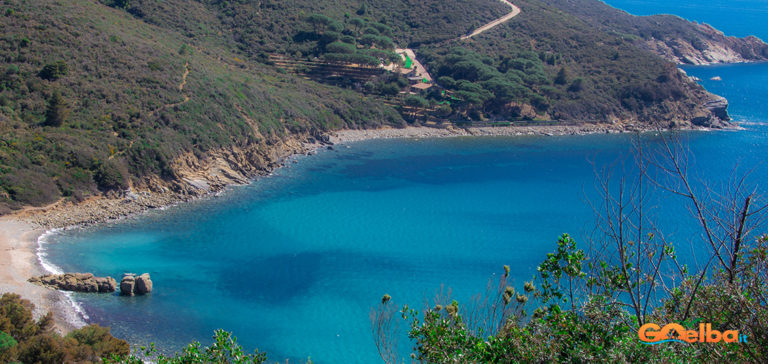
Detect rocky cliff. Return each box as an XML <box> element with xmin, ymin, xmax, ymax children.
<box><xmin>642</xmin><ymin>23</ymin><xmax>768</xmax><ymax>65</ymax></box>
<box><xmin>541</xmin><ymin>0</ymin><xmax>768</xmax><ymax>65</ymax></box>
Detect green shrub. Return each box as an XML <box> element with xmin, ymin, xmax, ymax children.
<box><xmin>94</xmin><ymin>161</ymin><xmax>127</xmax><ymax>190</ymax></box>
<box><xmin>38</xmin><ymin>61</ymin><xmax>68</xmax><ymax>81</ymax></box>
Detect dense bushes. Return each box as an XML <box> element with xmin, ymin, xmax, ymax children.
<box><xmin>201</xmin><ymin>0</ymin><xmax>509</xmax><ymax>54</ymax></box>
<box><xmin>44</xmin><ymin>90</ymin><xmax>69</xmax><ymax>127</ymax></box>
<box><xmin>421</xmin><ymin>0</ymin><xmax>711</xmax><ymax>123</ymax></box>
<box><xmin>292</xmin><ymin>13</ymin><xmax>399</xmax><ymax>66</ymax></box>
<box><xmin>94</xmin><ymin>161</ymin><xmax>128</xmax><ymax>191</ymax></box>
<box><xmin>0</xmin><ymin>293</ymin><xmax>129</xmax><ymax>363</ymax></box>
<box><xmin>0</xmin><ymin>293</ymin><xmax>267</xmax><ymax>364</ymax></box>
<box><xmin>38</xmin><ymin>61</ymin><xmax>68</xmax><ymax>81</ymax></box>
<box><xmin>416</xmin><ymin>47</ymin><xmax>551</xmax><ymax>119</ymax></box>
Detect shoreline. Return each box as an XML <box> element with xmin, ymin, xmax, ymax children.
<box><xmin>0</xmin><ymin>122</ymin><xmax>725</xmax><ymax>334</ymax></box>
<box><xmin>0</xmin><ymin>218</ymin><xmax>85</xmax><ymax>333</ymax></box>
<box><xmin>330</xmin><ymin>123</ymin><xmax>632</xmax><ymax>143</ymax></box>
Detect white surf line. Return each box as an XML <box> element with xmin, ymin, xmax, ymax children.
<box><xmin>36</xmin><ymin>228</ymin><xmax>90</xmax><ymax>326</ymax></box>
<box><xmin>461</xmin><ymin>0</ymin><xmax>521</xmax><ymax>40</ymax></box>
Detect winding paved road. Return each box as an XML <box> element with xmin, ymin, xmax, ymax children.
<box><xmin>461</xmin><ymin>0</ymin><xmax>521</xmax><ymax>40</ymax></box>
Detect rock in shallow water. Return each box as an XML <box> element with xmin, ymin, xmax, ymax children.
<box><xmin>28</xmin><ymin>273</ymin><xmax>117</xmax><ymax>293</ymax></box>
<box><xmin>135</xmin><ymin>273</ymin><xmax>153</xmax><ymax>295</ymax></box>
<box><xmin>120</xmin><ymin>274</ymin><xmax>135</xmax><ymax>296</ymax></box>
<box><xmin>120</xmin><ymin>273</ymin><xmax>153</xmax><ymax>296</ymax></box>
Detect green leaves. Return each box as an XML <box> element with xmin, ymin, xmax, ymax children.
<box><xmin>537</xmin><ymin>234</ymin><xmax>587</xmax><ymax>305</ymax></box>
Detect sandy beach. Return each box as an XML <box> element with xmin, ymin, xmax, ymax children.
<box><xmin>0</xmin><ymin>218</ymin><xmax>83</xmax><ymax>333</ymax></box>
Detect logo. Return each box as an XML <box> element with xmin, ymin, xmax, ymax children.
<box><xmin>638</xmin><ymin>322</ymin><xmax>748</xmax><ymax>345</ymax></box>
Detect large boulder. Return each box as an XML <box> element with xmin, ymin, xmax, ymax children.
<box><xmin>120</xmin><ymin>274</ymin><xmax>136</xmax><ymax>296</ymax></box>
<box><xmin>120</xmin><ymin>273</ymin><xmax>153</xmax><ymax>296</ymax></box>
<box><xmin>135</xmin><ymin>273</ymin><xmax>153</xmax><ymax>295</ymax></box>
<box><xmin>28</xmin><ymin>273</ymin><xmax>117</xmax><ymax>293</ymax></box>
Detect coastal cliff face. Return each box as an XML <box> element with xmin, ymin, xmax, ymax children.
<box><xmin>642</xmin><ymin>23</ymin><xmax>768</xmax><ymax>65</ymax></box>
<box><xmin>15</xmin><ymin>133</ymin><xmax>323</xmax><ymax>228</ymax></box>
<box><xmin>541</xmin><ymin>0</ymin><xmax>768</xmax><ymax>65</ymax></box>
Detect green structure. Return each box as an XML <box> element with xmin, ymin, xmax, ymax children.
<box><xmin>404</xmin><ymin>54</ymin><xmax>413</xmax><ymax>69</ymax></box>
<box><xmin>0</xmin><ymin>331</ymin><xmax>17</xmax><ymax>353</ymax></box>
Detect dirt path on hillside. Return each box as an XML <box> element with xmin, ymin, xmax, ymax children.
<box><xmin>461</xmin><ymin>0</ymin><xmax>521</xmax><ymax>40</ymax></box>
<box><xmin>146</xmin><ymin>62</ymin><xmax>190</xmax><ymax>119</ymax></box>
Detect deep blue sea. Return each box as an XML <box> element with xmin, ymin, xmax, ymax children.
<box><xmin>42</xmin><ymin>2</ymin><xmax>768</xmax><ymax>363</ymax></box>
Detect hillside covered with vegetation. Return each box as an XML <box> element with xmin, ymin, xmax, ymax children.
<box><xmin>0</xmin><ymin>0</ymin><xmax>404</xmax><ymax>213</ymax></box>
<box><xmin>0</xmin><ymin>0</ymin><xmax>750</xmax><ymax>212</ymax></box>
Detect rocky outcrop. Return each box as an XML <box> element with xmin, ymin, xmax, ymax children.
<box><xmin>16</xmin><ymin>133</ymin><xmax>318</xmax><ymax>229</ymax></box>
<box><xmin>540</xmin><ymin>0</ymin><xmax>768</xmax><ymax>66</ymax></box>
<box><xmin>690</xmin><ymin>96</ymin><xmax>731</xmax><ymax>128</ymax></box>
<box><xmin>120</xmin><ymin>273</ymin><xmax>152</xmax><ymax>296</ymax></box>
<box><xmin>703</xmin><ymin>96</ymin><xmax>730</xmax><ymax>121</ymax></box>
<box><xmin>28</xmin><ymin>273</ymin><xmax>117</xmax><ymax>293</ymax></box>
<box><xmin>643</xmin><ymin>23</ymin><xmax>768</xmax><ymax>65</ymax></box>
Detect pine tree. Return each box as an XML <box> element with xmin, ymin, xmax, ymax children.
<box><xmin>554</xmin><ymin>67</ymin><xmax>568</xmax><ymax>85</ymax></box>
<box><xmin>45</xmin><ymin>90</ymin><xmax>69</xmax><ymax>127</ymax></box>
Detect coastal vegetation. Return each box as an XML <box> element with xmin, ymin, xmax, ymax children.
<box><xmin>0</xmin><ymin>293</ymin><xmax>267</xmax><ymax>363</ymax></box>
<box><xmin>0</xmin><ymin>293</ymin><xmax>129</xmax><ymax>363</ymax></box>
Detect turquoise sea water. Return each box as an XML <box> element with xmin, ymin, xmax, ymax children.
<box><xmin>42</xmin><ymin>2</ymin><xmax>768</xmax><ymax>363</ymax></box>
<box><xmin>604</xmin><ymin>0</ymin><xmax>768</xmax><ymax>40</ymax></box>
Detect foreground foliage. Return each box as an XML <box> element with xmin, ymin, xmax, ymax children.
<box><xmin>0</xmin><ymin>292</ymin><xmax>268</xmax><ymax>364</ymax></box>
<box><xmin>0</xmin><ymin>293</ymin><xmax>129</xmax><ymax>363</ymax></box>
<box><xmin>372</xmin><ymin>234</ymin><xmax>768</xmax><ymax>363</ymax></box>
